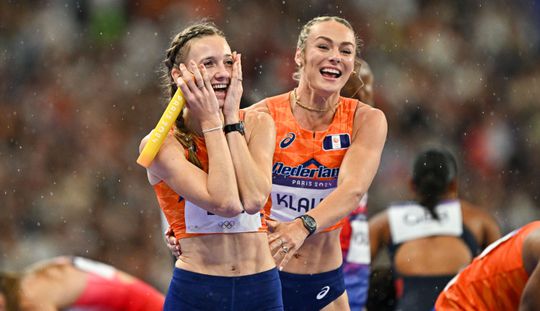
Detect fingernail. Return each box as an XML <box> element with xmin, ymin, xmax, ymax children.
<box><xmin>279</xmin><ymin>266</ymin><xmax>283</xmax><ymax>271</ymax></box>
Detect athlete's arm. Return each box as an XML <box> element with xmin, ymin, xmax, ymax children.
<box><xmin>226</xmin><ymin>110</ymin><xmax>275</xmax><ymax>214</ymax></box>
<box><xmin>141</xmin><ymin>63</ymin><xmax>242</xmax><ymax>218</ymax></box>
<box><xmin>520</xmin><ymin>228</ymin><xmax>540</xmax><ymax>311</ymax></box>
<box><xmin>520</xmin><ymin>262</ymin><xmax>540</xmax><ymax>311</ymax></box>
<box><xmin>481</xmin><ymin>211</ymin><xmax>501</xmax><ymax>247</ymax></box>
<box><xmin>141</xmin><ymin>129</ymin><xmax>241</xmax><ymax>218</ymax></box>
<box><xmin>368</xmin><ymin>211</ymin><xmax>390</xmax><ymax>261</ymax></box>
<box><xmin>221</xmin><ymin>57</ymin><xmax>275</xmax><ymax>214</ymax></box>
<box><xmin>307</xmin><ymin>105</ymin><xmax>387</xmax><ymax>231</ymax></box>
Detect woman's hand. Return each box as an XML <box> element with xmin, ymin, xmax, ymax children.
<box><xmin>164</xmin><ymin>227</ymin><xmax>181</xmax><ymax>259</ymax></box>
<box><xmin>267</xmin><ymin>218</ymin><xmax>310</xmax><ymax>271</ymax></box>
<box><xmin>176</xmin><ymin>61</ymin><xmax>221</xmax><ymax>129</ymax></box>
<box><xmin>223</xmin><ymin>52</ymin><xmax>243</xmax><ymax>123</ymax></box>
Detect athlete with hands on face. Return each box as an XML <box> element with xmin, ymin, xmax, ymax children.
<box><xmin>140</xmin><ymin>22</ymin><xmax>280</xmax><ymax>310</ymax></box>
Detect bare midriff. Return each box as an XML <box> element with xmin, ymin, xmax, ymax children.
<box><xmin>281</xmin><ymin>229</ymin><xmax>343</xmax><ymax>274</ymax></box>
<box><xmin>176</xmin><ymin>231</ymin><xmax>275</xmax><ymax>276</ymax></box>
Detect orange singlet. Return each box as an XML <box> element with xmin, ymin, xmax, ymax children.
<box><xmin>153</xmin><ymin>120</ymin><xmax>266</xmax><ymax>240</ymax></box>
<box><xmin>435</xmin><ymin>221</ymin><xmax>540</xmax><ymax>310</ymax></box>
<box><xmin>263</xmin><ymin>92</ymin><xmax>358</xmax><ymax>232</ymax></box>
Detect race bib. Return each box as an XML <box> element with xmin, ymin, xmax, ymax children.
<box><xmin>270</xmin><ymin>184</ymin><xmax>334</xmax><ymax>221</ymax></box>
<box><xmin>388</xmin><ymin>201</ymin><xmax>462</xmax><ymax>244</ymax></box>
<box><xmin>184</xmin><ymin>201</ymin><xmax>262</xmax><ymax>233</ymax></box>
<box><xmin>346</xmin><ymin>219</ymin><xmax>371</xmax><ymax>264</ymax></box>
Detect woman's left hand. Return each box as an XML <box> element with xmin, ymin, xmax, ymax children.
<box><xmin>223</xmin><ymin>52</ymin><xmax>243</xmax><ymax>122</ymax></box>
<box><xmin>267</xmin><ymin>218</ymin><xmax>310</xmax><ymax>271</ymax></box>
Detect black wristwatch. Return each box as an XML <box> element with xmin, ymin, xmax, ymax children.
<box><xmin>296</xmin><ymin>214</ymin><xmax>317</xmax><ymax>237</ymax></box>
<box><xmin>223</xmin><ymin>121</ymin><xmax>245</xmax><ymax>135</ymax></box>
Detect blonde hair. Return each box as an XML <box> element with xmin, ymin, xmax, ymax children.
<box><xmin>293</xmin><ymin>16</ymin><xmax>363</xmax><ymax>81</ymax></box>
<box><xmin>162</xmin><ymin>22</ymin><xmax>225</xmax><ymax>168</ymax></box>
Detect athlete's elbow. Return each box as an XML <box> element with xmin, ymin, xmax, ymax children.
<box><xmin>214</xmin><ymin>200</ymin><xmax>243</xmax><ymax>218</ymax></box>
<box><xmin>344</xmin><ymin>184</ymin><xmax>366</xmax><ymax>205</ymax></box>
<box><xmin>242</xmin><ymin>195</ymin><xmax>268</xmax><ymax>215</ymax></box>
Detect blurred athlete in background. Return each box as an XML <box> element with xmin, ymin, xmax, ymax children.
<box><xmin>0</xmin><ymin>256</ymin><xmax>164</xmax><ymax>311</ymax></box>
<box><xmin>435</xmin><ymin>221</ymin><xmax>540</xmax><ymax>311</ymax></box>
<box><xmin>338</xmin><ymin>59</ymin><xmax>375</xmax><ymax>311</ymax></box>
<box><xmin>140</xmin><ymin>22</ymin><xmax>281</xmax><ymax>310</ymax></box>
<box><xmin>369</xmin><ymin>148</ymin><xmax>500</xmax><ymax>311</ymax></box>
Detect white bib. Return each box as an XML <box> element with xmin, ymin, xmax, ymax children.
<box><xmin>346</xmin><ymin>218</ymin><xmax>371</xmax><ymax>264</ymax></box>
<box><xmin>184</xmin><ymin>201</ymin><xmax>262</xmax><ymax>234</ymax></box>
<box><xmin>270</xmin><ymin>184</ymin><xmax>334</xmax><ymax>221</ymax></box>
<box><xmin>388</xmin><ymin>200</ymin><xmax>462</xmax><ymax>244</ymax></box>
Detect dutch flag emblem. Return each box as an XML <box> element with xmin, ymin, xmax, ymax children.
<box><xmin>322</xmin><ymin>134</ymin><xmax>351</xmax><ymax>151</ymax></box>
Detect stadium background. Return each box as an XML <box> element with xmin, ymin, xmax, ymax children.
<box><xmin>1</xmin><ymin>0</ymin><xmax>539</xmax><ymax>291</ymax></box>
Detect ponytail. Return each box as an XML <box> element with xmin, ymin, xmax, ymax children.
<box><xmin>412</xmin><ymin>149</ymin><xmax>457</xmax><ymax>220</ymax></box>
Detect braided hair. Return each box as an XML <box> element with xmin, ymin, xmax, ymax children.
<box><xmin>162</xmin><ymin>22</ymin><xmax>225</xmax><ymax>168</ymax></box>
<box><xmin>412</xmin><ymin>149</ymin><xmax>458</xmax><ymax>220</ymax></box>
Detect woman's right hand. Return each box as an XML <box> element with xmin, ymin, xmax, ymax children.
<box><xmin>176</xmin><ymin>61</ymin><xmax>222</xmax><ymax>129</ymax></box>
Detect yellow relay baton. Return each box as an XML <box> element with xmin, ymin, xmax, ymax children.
<box><xmin>137</xmin><ymin>88</ymin><xmax>186</xmax><ymax>168</ymax></box>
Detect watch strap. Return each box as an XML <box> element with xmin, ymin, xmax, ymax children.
<box><xmin>223</xmin><ymin>121</ymin><xmax>244</xmax><ymax>135</ymax></box>
<box><xmin>296</xmin><ymin>215</ymin><xmax>317</xmax><ymax>237</ymax></box>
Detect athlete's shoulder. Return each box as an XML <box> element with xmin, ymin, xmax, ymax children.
<box><xmin>352</xmin><ymin>102</ymin><xmax>387</xmax><ymax>136</ymax></box>
<box><xmin>354</xmin><ymin>101</ymin><xmax>386</xmax><ymax>122</ymax></box>
<box><xmin>461</xmin><ymin>200</ymin><xmax>501</xmax><ymax>245</ymax></box>
<box><xmin>243</xmin><ymin>108</ymin><xmax>273</xmax><ymax>124</ymax></box>
<box><xmin>243</xmin><ymin>109</ymin><xmax>275</xmax><ymax>136</ymax></box>
<box><xmin>369</xmin><ymin>209</ymin><xmax>390</xmax><ymax>230</ymax></box>
<box><xmin>461</xmin><ymin>200</ymin><xmax>492</xmax><ymax>223</ymax></box>
<box><xmin>244</xmin><ymin>100</ymin><xmax>269</xmax><ymax>114</ymax></box>
<box><xmin>25</xmin><ymin>256</ymin><xmax>72</xmax><ymax>274</ymax></box>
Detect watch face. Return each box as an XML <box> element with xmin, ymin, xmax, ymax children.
<box><xmin>238</xmin><ymin>121</ymin><xmax>245</xmax><ymax>133</ymax></box>
<box><xmin>303</xmin><ymin>215</ymin><xmax>316</xmax><ymax>231</ymax></box>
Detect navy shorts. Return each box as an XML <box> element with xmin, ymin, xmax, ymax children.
<box><xmin>164</xmin><ymin>267</ymin><xmax>283</xmax><ymax>311</ymax></box>
<box><xmin>279</xmin><ymin>265</ymin><xmax>345</xmax><ymax>311</ymax></box>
